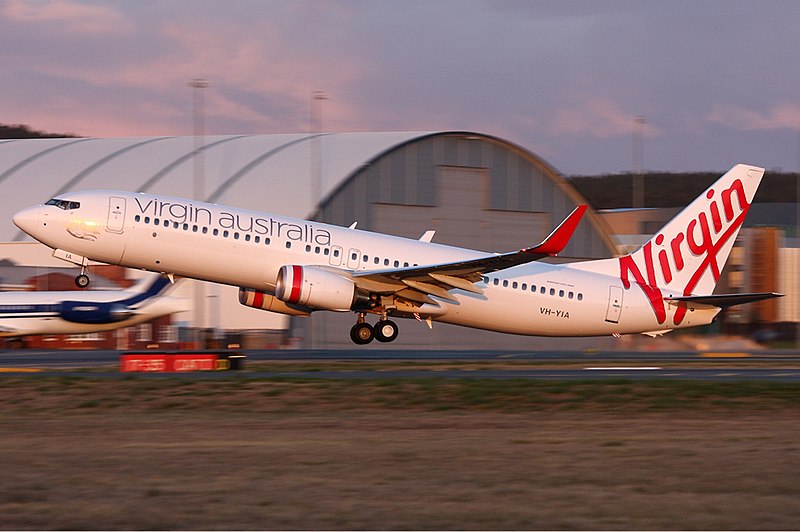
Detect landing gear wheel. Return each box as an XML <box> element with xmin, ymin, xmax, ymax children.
<box><xmin>374</xmin><ymin>320</ymin><xmax>399</xmax><ymax>343</ymax></box>
<box><xmin>75</xmin><ymin>274</ymin><xmax>90</xmax><ymax>288</ymax></box>
<box><xmin>350</xmin><ymin>322</ymin><xmax>374</xmax><ymax>345</ymax></box>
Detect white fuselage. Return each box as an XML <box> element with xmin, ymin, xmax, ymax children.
<box><xmin>12</xmin><ymin>190</ymin><xmax>720</xmax><ymax>339</ymax></box>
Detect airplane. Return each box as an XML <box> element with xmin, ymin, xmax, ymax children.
<box><xmin>0</xmin><ymin>274</ymin><xmax>189</xmax><ymax>337</ymax></box>
<box><xmin>12</xmin><ymin>163</ymin><xmax>781</xmax><ymax>345</ymax></box>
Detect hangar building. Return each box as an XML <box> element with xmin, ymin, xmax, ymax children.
<box><xmin>0</xmin><ymin>132</ymin><xmax>618</xmax><ymax>348</ymax></box>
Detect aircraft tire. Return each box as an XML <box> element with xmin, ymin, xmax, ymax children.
<box><xmin>374</xmin><ymin>320</ymin><xmax>399</xmax><ymax>343</ymax></box>
<box><xmin>350</xmin><ymin>322</ymin><xmax>374</xmax><ymax>344</ymax></box>
<box><xmin>75</xmin><ymin>274</ymin><xmax>90</xmax><ymax>288</ymax></box>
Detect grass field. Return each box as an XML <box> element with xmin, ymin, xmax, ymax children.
<box><xmin>2</xmin><ymin>373</ymin><xmax>800</xmax><ymax>529</ymax></box>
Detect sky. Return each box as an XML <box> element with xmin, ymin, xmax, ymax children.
<box><xmin>2</xmin><ymin>0</ymin><xmax>800</xmax><ymax>176</ymax></box>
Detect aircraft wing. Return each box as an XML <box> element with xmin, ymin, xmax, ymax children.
<box><xmin>351</xmin><ymin>205</ymin><xmax>587</xmax><ymax>304</ymax></box>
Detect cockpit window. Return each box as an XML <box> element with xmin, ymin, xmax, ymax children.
<box><xmin>45</xmin><ymin>198</ymin><xmax>80</xmax><ymax>210</ymax></box>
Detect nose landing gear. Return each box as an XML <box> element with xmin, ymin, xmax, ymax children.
<box><xmin>75</xmin><ymin>265</ymin><xmax>90</xmax><ymax>288</ymax></box>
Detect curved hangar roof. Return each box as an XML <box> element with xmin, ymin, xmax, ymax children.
<box><xmin>0</xmin><ymin>131</ymin><xmax>616</xmax><ymax>257</ymax></box>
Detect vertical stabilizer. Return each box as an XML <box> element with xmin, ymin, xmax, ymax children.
<box><xmin>575</xmin><ymin>164</ymin><xmax>765</xmax><ymax>326</ymax></box>
<box><xmin>621</xmin><ymin>164</ymin><xmax>764</xmax><ymax>324</ymax></box>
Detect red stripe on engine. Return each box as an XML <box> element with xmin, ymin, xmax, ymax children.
<box><xmin>288</xmin><ymin>265</ymin><xmax>303</xmax><ymax>303</ymax></box>
<box><xmin>252</xmin><ymin>290</ymin><xmax>264</xmax><ymax>309</ymax></box>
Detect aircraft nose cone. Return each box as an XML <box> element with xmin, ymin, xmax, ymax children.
<box><xmin>12</xmin><ymin>207</ymin><xmax>41</xmax><ymax>236</ymax></box>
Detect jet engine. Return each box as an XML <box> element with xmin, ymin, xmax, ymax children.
<box><xmin>58</xmin><ymin>301</ymin><xmax>133</xmax><ymax>324</ymax></box>
<box><xmin>275</xmin><ymin>265</ymin><xmax>371</xmax><ymax>311</ymax></box>
<box><xmin>238</xmin><ymin>287</ymin><xmax>312</xmax><ymax>317</ymax></box>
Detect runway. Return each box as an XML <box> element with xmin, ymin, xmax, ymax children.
<box><xmin>2</xmin><ymin>348</ymin><xmax>800</xmax><ymax>381</ymax></box>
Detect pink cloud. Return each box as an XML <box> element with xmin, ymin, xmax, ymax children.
<box><xmin>551</xmin><ymin>98</ymin><xmax>658</xmax><ymax>139</ymax></box>
<box><xmin>706</xmin><ymin>103</ymin><xmax>800</xmax><ymax>131</ymax></box>
<box><xmin>2</xmin><ymin>0</ymin><xmax>133</xmax><ymax>35</ymax></box>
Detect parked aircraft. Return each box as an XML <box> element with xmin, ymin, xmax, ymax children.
<box><xmin>12</xmin><ymin>164</ymin><xmax>780</xmax><ymax>344</ymax></box>
<box><xmin>0</xmin><ymin>274</ymin><xmax>188</xmax><ymax>337</ymax></box>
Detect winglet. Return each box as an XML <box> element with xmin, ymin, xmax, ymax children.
<box><xmin>419</xmin><ymin>230</ymin><xmax>435</xmax><ymax>243</ymax></box>
<box><xmin>525</xmin><ymin>205</ymin><xmax>587</xmax><ymax>255</ymax></box>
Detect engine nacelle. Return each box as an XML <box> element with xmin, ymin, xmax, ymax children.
<box><xmin>275</xmin><ymin>265</ymin><xmax>369</xmax><ymax>311</ymax></box>
<box><xmin>238</xmin><ymin>288</ymin><xmax>311</xmax><ymax>317</ymax></box>
<box><xmin>58</xmin><ymin>301</ymin><xmax>133</xmax><ymax>324</ymax></box>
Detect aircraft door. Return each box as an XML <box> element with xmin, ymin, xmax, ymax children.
<box><xmin>346</xmin><ymin>248</ymin><xmax>360</xmax><ymax>269</ymax></box>
<box><xmin>605</xmin><ymin>285</ymin><xmax>623</xmax><ymax>323</ymax></box>
<box><xmin>106</xmin><ymin>196</ymin><xmax>126</xmax><ymax>234</ymax></box>
<box><xmin>329</xmin><ymin>245</ymin><xmax>343</xmax><ymax>266</ymax></box>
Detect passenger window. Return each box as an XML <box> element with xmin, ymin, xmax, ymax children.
<box><xmin>503</xmin><ymin>280</ymin><xmax>509</xmax><ymax>287</ymax></box>
<box><xmin>223</xmin><ymin>230</ymin><xmax>229</xmax><ymax>238</ymax></box>
<box><xmin>559</xmin><ymin>290</ymin><xmax>564</xmax><ymax>297</ymax></box>
<box><xmin>306</xmin><ymin>245</ymin><xmax>312</xmax><ymax>252</ymax></box>
<box><xmin>135</xmin><ymin>215</ymin><xmax>141</xmax><ymax>222</ymax></box>
<box><xmin>578</xmin><ymin>293</ymin><xmax>583</xmax><ymax>301</ymax></box>
<box><xmin>324</xmin><ymin>248</ymin><xmax>330</xmax><ymax>256</ymax></box>
<box><xmin>568</xmin><ymin>292</ymin><xmax>574</xmax><ymax>299</ymax></box>
<box><xmin>285</xmin><ymin>242</ymin><xmax>292</xmax><ymax>249</ymax></box>
<box><xmin>383</xmin><ymin>259</ymin><xmax>389</xmax><ymax>266</ymax></box>
<box><xmin>550</xmin><ymin>288</ymin><xmax>555</xmax><ymax>296</ymax></box>
<box><xmin>213</xmin><ymin>228</ymin><xmax>219</xmax><ymax>236</ymax></box>
<box><xmin>202</xmin><ymin>227</ymin><xmax>208</xmax><ymax>234</ymax></box>
<box><xmin>512</xmin><ymin>281</ymin><xmax>518</xmax><ymax>289</ymax></box>
<box><xmin>493</xmin><ymin>278</ymin><xmax>499</xmax><ymax>286</ymax></box>
<box><xmin>393</xmin><ymin>260</ymin><xmax>399</xmax><ymax>267</ymax></box>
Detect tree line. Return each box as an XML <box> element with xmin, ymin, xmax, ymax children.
<box><xmin>0</xmin><ymin>123</ymin><xmax>77</xmax><ymax>139</ymax></box>
<box><xmin>569</xmin><ymin>171</ymin><xmax>799</xmax><ymax>208</ymax></box>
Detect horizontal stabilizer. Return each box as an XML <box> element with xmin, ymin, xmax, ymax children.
<box><xmin>666</xmin><ymin>292</ymin><xmax>783</xmax><ymax>308</ymax></box>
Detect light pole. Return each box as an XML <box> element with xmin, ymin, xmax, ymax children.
<box><xmin>796</xmin><ymin>132</ymin><xmax>800</xmax><ymax>347</ymax></box>
<box><xmin>633</xmin><ymin>116</ymin><xmax>646</xmax><ymax>209</ymax></box>
<box><xmin>309</xmin><ymin>90</ymin><xmax>327</xmax><ymax>349</ymax></box>
<box><xmin>189</xmin><ymin>78</ymin><xmax>209</xmax><ymax>347</ymax></box>
<box><xmin>310</xmin><ymin>90</ymin><xmax>327</xmax><ymax>206</ymax></box>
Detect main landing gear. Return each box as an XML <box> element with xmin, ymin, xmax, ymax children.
<box><xmin>350</xmin><ymin>313</ymin><xmax>399</xmax><ymax>345</ymax></box>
